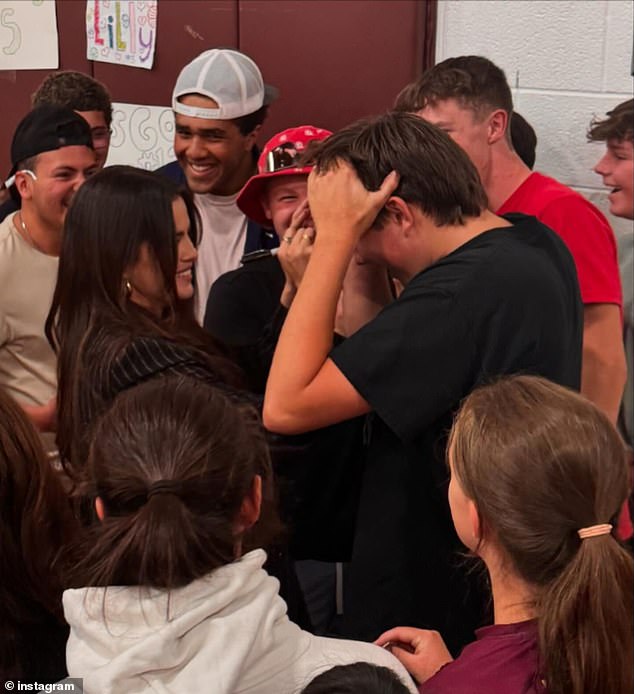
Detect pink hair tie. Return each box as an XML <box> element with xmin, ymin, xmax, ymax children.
<box><xmin>577</xmin><ymin>523</ymin><xmax>613</xmax><ymax>539</ymax></box>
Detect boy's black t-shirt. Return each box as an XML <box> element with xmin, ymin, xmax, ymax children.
<box><xmin>329</xmin><ymin>214</ymin><xmax>583</xmax><ymax>649</ymax></box>
<box><xmin>204</xmin><ymin>255</ymin><xmax>286</xmax><ymax>348</ymax></box>
<box><xmin>204</xmin><ymin>257</ymin><xmax>366</xmax><ymax>562</ymax></box>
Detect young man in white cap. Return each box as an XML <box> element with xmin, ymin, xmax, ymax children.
<box><xmin>164</xmin><ymin>48</ymin><xmax>279</xmax><ymax>322</ymax></box>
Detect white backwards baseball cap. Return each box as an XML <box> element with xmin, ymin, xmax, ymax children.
<box><xmin>172</xmin><ymin>48</ymin><xmax>279</xmax><ymax>120</ymax></box>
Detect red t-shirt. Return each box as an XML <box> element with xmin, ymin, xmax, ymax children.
<box><xmin>421</xmin><ymin>620</ymin><xmax>545</xmax><ymax>694</ymax></box>
<box><xmin>499</xmin><ymin>173</ymin><xmax>632</xmax><ymax>541</ymax></box>
<box><xmin>497</xmin><ymin>172</ymin><xmax>622</xmax><ymax>307</ymax></box>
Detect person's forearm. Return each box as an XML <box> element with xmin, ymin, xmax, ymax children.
<box><xmin>581</xmin><ymin>344</ymin><xmax>627</xmax><ymax>424</ymax></box>
<box><xmin>265</xmin><ymin>162</ymin><xmax>399</xmax><ymax>429</ymax></box>
<box><xmin>581</xmin><ymin>304</ymin><xmax>628</xmax><ymax>424</ymax></box>
<box><xmin>280</xmin><ymin>282</ymin><xmax>297</xmax><ymax>309</ymax></box>
<box><xmin>266</xmin><ymin>236</ymin><xmax>354</xmax><ymax>405</ymax></box>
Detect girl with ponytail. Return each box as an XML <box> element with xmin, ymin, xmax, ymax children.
<box><xmin>377</xmin><ymin>375</ymin><xmax>633</xmax><ymax>694</ymax></box>
<box><xmin>63</xmin><ymin>376</ymin><xmax>416</xmax><ymax>694</ymax></box>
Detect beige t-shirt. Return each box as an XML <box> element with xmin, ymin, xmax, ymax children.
<box><xmin>194</xmin><ymin>192</ymin><xmax>248</xmax><ymax>324</ymax></box>
<box><xmin>0</xmin><ymin>212</ymin><xmax>58</xmax><ymax>408</ymax></box>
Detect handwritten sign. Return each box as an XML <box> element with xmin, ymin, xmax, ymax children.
<box><xmin>86</xmin><ymin>0</ymin><xmax>157</xmax><ymax>70</ymax></box>
<box><xmin>105</xmin><ymin>102</ymin><xmax>175</xmax><ymax>169</ymax></box>
<box><xmin>0</xmin><ymin>0</ymin><xmax>58</xmax><ymax>70</ymax></box>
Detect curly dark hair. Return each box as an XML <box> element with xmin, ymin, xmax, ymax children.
<box><xmin>32</xmin><ymin>71</ymin><xmax>113</xmax><ymax>126</ymax></box>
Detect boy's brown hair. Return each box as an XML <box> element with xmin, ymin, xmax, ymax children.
<box><xmin>587</xmin><ymin>99</ymin><xmax>633</xmax><ymax>143</ymax></box>
<box><xmin>311</xmin><ymin>111</ymin><xmax>488</xmax><ymax>227</ymax></box>
<box><xmin>394</xmin><ymin>55</ymin><xmax>514</xmax><ymax>119</ymax></box>
<box><xmin>32</xmin><ymin>70</ymin><xmax>113</xmax><ymax>126</ymax></box>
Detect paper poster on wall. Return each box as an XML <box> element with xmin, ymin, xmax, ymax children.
<box><xmin>106</xmin><ymin>102</ymin><xmax>174</xmax><ymax>169</ymax></box>
<box><xmin>86</xmin><ymin>1</ymin><xmax>157</xmax><ymax>70</ymax></box>
<box><xmin>0</xmin><ymin>0</ymin><xmax>59</xmax><ymax>70</ymax></box>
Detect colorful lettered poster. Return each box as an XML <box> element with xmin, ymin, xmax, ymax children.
<box><xmin>86</xmin><ymin>0</ymin><xmax>157</xmax><ymax>70</ymax></box>
<box><xmin>0</xmin><ymin>0</ymin><xmax>59</xmax><ymax>70</ymax></box>
<box><xmin>105</xmin><ymin>102</ymin><xmax>174</xmax><ymax>169</ymax></box>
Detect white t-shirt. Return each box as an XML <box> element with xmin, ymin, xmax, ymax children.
<box><xmin>0</xmin><ymin>212</ymin><xmax>57</xmax><ymax>407</ymax></box>
<box><xmin>194</xmin><ymin>192</ymin><xmax>248</xmax><ymax>324</ymax></box>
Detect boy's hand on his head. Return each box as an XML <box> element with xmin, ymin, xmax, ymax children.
<box><xmin>375</xmin><ymin>627</ymin><xmax>453</xmax><ymax>684</ymax></box>
<box><xmin>308</xmin><ymin>162</ymin><xmax>399</xmax><ymax>245</ymax></box>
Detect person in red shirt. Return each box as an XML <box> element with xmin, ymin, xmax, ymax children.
<box><xmin>395</xmin><ymin>56</ymin><xmax>626</xmax><ymax>425</ymax></box>
<box><xmin>377</xmin><ymin>375</ymin><xmax>633</xmax><ymax>694</ymax></box>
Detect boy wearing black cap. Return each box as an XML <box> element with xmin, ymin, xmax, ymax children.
<box><xmin>0</xmin><ymin>105</ymin><xmax>95</xmax><ymax>434</ymax></box>
<box><xmin>164</xmin><ymin>48</ymin><xmax>279</xmax><ymax>322</ymax></box>
<box><xmin>0</xmin><ymin>70</ymin><xmax>113</xmax><ymax>224</ymax></box>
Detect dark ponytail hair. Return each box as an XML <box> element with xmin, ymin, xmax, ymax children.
<box><xmin>301</xmin><ymin>663</ymin><xmax>412</xmax><ymax>694</ymax></box>
<box><xmin>449</xmin><ymin>375</ymin><xmax>633</xmax><ymax>694</ymax></box>
<box><xmin>70</xmin><ymin>375</ymin><xmax>279</xmax><ymax>589</ymax></box>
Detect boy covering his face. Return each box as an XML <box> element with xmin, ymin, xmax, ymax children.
<box><xmin>204</xmin><ymin>125</ymin><xmax>331</xmax><ymax>389</ymax></box>
<box><xmin>264</xmin><ymin>111</ymin><xmax>583</xmax><ymax>648</ymax></box>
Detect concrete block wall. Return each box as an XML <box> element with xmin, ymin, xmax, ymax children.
<box><xmin>436</xmin><ymin>0</ymin><xmax>634</xmax><ymax>238</ymax></box>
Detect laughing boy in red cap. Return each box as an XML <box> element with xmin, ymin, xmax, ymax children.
<box><xmin>204</xmin><ymin>125</ymin><xmax>331</xmax><ymax>390</ymax></box>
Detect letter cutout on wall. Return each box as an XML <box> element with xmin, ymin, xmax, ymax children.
<box><xmin>0</xmin><ymin>0</ymin><xmax>59</xmax><ymax>69</ymax></box>
<box><xmin>106</xmin><ymin>102</ymin><xmax>174</xmax><ymax>169</ymax></box>
<box><xmin>86</xmin><ymin>0</ymin><xmax>157</xmax><ymax>70</ymax></box>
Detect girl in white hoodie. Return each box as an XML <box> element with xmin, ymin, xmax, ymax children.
<box><xmin>63</xmin><ymin>375</ymin><xmax>415</xmax><ymax>694</ymax></box>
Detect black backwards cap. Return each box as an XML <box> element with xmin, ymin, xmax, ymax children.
<box><xmin>7</xmin><ymin>104</ymin><xmax>94</xmax><ymax>183</ymax></box>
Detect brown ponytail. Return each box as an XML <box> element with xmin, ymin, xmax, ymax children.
<box><xmin>539</xmin><ymin>533</ymin><xmax>632</xmax><ymax>693</ymax></box>
<box><xmin>70</xmin><ymin>375</ymin><xmax>279</xmax><ymax>589</ymax></box>
<box><xmin>450</xmin><ymin>375</ymin><xmax>633</xmax><ymax>694</ymax></box>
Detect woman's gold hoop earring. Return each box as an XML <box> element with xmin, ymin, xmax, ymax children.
<box><xmin>124</xmin><ymin>279</ymin><xmax>133</xmax><ymax>298</ymax></box>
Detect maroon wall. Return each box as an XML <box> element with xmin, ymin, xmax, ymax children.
<box><xmin>1</xmin><ymin>0</ymin><xmax>435</xmax><ymax>176</ymax></box>
<box><xmin>0</xmin><ymin>1</ymin><xmax>91</xmax><ymax>177</ymax></box>
<box><xmin>240</xmin><ymin>0</ymin><xmax>428</xmax><ymax>140</ymax></box>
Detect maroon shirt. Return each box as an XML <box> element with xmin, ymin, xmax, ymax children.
<box><xmin>421</xmin><ymin>620</ymin><xmax>546</xmax><ymax>694</ymax></box>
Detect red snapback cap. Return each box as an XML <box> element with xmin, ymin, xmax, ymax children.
<box><xmin>237</xmin><ymin>125</ymin><xmax>331</xmax><ymax>227</ymax></box>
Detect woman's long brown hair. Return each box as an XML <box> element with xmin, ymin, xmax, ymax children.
<box><xmin>45</xmin><ymin>166</ymin><xmax>243</xmax><ymax>480</ymax></box>
<box><xmin>450</xmin><ymin>375</ymin><xmax>633</xmax><ymax>694</ymax></box>
<box><xmin>0</xmin><ymin>388</ymin><xmax>78</xmax><ymax>676</ymax></box>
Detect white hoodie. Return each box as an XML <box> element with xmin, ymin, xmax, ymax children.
<box><xmin>63</xmin><ymin>549</ymin><xmax>417</xmax><ymax>694</ymax></box>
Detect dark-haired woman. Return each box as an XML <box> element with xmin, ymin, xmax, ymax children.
<box><xmin>63</xmin><ymin>377</ymin><xmax>416</xmax><ymax>693</ymax></box>
<box><xmin>0</xmin><ymin>387</ymin><xmax>79</xmax><ymax>684</ymax></box>
<box><xmin>45</xmin><ymin>165</ymin><xmax>308</xmax><ymax>627</ymax></box>
<box><xmin>46</xmin><ymin>165</ymin><xmax>244</xmax><ymax>478</ymax></box>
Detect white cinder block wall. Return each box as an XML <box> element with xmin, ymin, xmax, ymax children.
<box><xmin>436</xmin><ymin>0</ymin><xmax>634</xmax><ymax>239</ymax></box>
